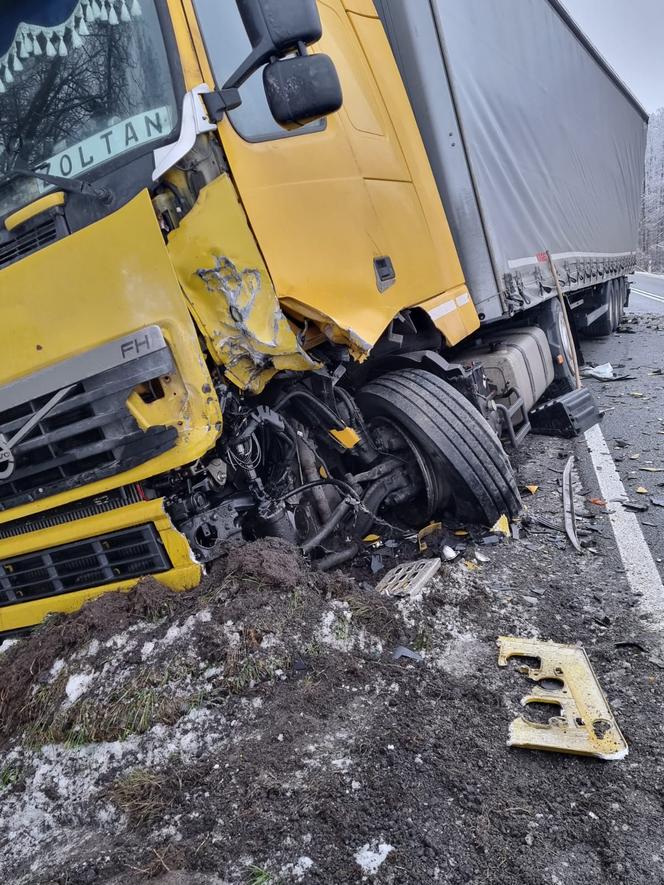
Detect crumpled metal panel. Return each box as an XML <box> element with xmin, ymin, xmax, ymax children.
<box><xmin>167</xmin><ymin>175</ymin><xmax>319</xmax><ymax>395</ymax></box>
<box><xmin>498</xmin><ymin>636</ymin><xmax>628</xmax><ymax>761</ymax></box>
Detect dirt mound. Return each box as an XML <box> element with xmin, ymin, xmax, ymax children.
<box><xmin>0</xmin><ymin>539</ymin><xmax>407</xmax><ymax>884</ymax></box>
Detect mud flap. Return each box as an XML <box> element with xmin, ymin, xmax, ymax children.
<box><xmin>529</xmin><ymin>388</ymin><xmax>601</xmax><ymax>438</ymax></box>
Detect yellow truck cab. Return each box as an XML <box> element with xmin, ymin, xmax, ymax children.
<box><xmin>0</xmin><ymin>0</ymin><xmax>520</xmax><ymax>632</ymax></box>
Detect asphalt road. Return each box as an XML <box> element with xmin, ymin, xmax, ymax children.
<box><xmin>581</xmin><ymin>291</ymin><xmax>664</xmax><ymax>581</ymax></box>
<box><xmin>630</xmin><ymin>272</ymin><xmax>664</xmax><ymax>314</ymax></box>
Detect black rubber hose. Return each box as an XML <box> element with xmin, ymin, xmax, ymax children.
<box><xmin>278</xmin><ymin>478</ymin><xmax>360</xmax><ymax>504</ymax></box>
<box><xmin>301</xmin><ymin>497</ymin><xmax>355</xmax><ymax>554</ymax></box>
<box><xmin>314</xmin><ymin>543</ymin><xmax>360</xmax><ymax>572</ymax></box>
<box><xmin>273</xmin><ymin>389</ymin><xmax>345</xmax><ymax>430</ymax></box>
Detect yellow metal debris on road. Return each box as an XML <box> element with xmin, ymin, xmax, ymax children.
<box><xmin>497</xmin><ymin>637</ymin><xmax>628</xmax><ymax>761</ymax></box>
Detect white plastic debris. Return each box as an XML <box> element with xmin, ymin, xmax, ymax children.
<box><xmin>582</xmin><ymin>362</ymin><xmax>614</xmax><ymax>381</ymax></box>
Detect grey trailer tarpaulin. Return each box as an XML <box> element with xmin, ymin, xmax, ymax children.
<box><xmin>374</xmin><ymin>0</ymin><xmax>648</xmax><ymax>321</ymax></box>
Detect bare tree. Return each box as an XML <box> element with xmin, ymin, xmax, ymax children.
<box><xmin>640</xmin><ymin>108</ymin><xmax>664</xmax><ymax>271</ymax></box>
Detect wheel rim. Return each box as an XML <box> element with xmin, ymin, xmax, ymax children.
<box><xmin>368</xmin><ymin>416</ymin><xmax>447</xmax><ymax>525</ymax></box>
<box><xmin>557</xmin><ymin>305</ymin><xmax>575</xmax><ymax>373</ymax></box>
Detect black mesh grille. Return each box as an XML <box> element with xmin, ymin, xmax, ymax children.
<box><xmin>0</xmin><ymin>524</ymin><xmax>170</xmax><ymax>607</ymax></box>
<box><xmin>0</xmin><ymin>218</ymin><xmax>59</xmax><ymax>271</ymax></box>
<box><xmin>0</xmin><ymin>485</ymin><xmax>144</xmax><ymax>541</ymax></box>
<box><xmin>0</xmin><ymin>349</ymin><xmax>178</xmax><ymax>511</ymax></box>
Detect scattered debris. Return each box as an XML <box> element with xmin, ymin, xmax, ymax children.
<box><xmin>581</xmin><ymin>362</ymin><xmax>615</xmax><ymax>380</ymax></box>
<box><xmin>375</xmin><ymin>558</ymin><xmax>441</xmax><ymax>597</ymax></box>
<box><xmin>624</xmin><ymin>501</ymin><xmax>650</xmax><ymax>513</ymax></box>
<box><xmin>629</xmin><ymin>392</ymin><xmax>647</xmax><ymax>398</ymax></box>
<box><xmin>391</xmin><ymin>646</ymin><xmax>424</xmax><ymax>664</ymax></box>
<box><xmin>497</xmin><ymin>637</ymin><xmax>628</xmax><ymax>761</ymax></box>
<box><xmin>589</xmin><ymin>497</ymin><xmax>607</xmax><ymax>507</ymax></box>
<box><xmin>524</xmin><ymin>485</ymin><xmax>539</xmax><ymax>495</ymax></box>
<box><xmin>417</xmin><ymin>522</ymin><xmax>442</xmax><ymax>552</ymax></box>
<box><xmin>475</xmin><ymin>551</ymin><xmax>491</xmax><ymax>564</ymax></box>
<box><xmin>636</xmin><ymin>486</ymin><xmax>649</xmax><ymax>495</ymax></box>
<box><xmin>562</xmin><ymin>456</ymin><xmax>582</xmax><ymax>553</ymax></box>
<box><xmin>490</xmin><ymin>515</ymin><xmax>511</xmax><ymax>537</ymax></box>
<box><xmin>641</xmin><ymin>467</ymin><xmax>664</xmax><ymax>473</ymax></box>
<box><xmin>442</xmin><ymin>545</ymin><xmax>459</xmax><ymax>562</ymax></box>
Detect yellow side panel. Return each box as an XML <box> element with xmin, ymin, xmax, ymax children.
<box><xmin>0</xmin><ymin>191</ymin><xmax>221</xmax><ymax>524</ymax></box>
<box><xmin>208</xmin><ymin>0</ymin><xmax>472</xmax><ymax>351</ymax></box>
<box><xmin>347</xmin><ymin>10</ymin><xmax>480</xmax><ymax>344</ymax></box>
<box><xmin>167</xmin><ymin>175</ymin><xmax>318</xmax><ymax>394</ymax></box>
<box><xmin>0</xmin><ymin>500</ymin><xmax>201</xmax><ymax>632</ymax></box>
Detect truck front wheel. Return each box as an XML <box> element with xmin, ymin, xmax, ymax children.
<box><xmin>357</xmin><ymin>370</ymin><xmax>521</xmax><ymax>527</ymax></box>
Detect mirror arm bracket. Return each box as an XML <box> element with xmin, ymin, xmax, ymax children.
<box><xmin>202</xmin><ymin>88</ymin><xmax>243</xmax><ymax>124</ymax></box>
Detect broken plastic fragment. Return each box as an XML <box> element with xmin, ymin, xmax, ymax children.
<box><xmin>442</xmin><ymin>545</ymin><xmax>458</xmax><ymax>562</ymax></box>
<box><xmin>524</xmin><ymin>485</ymin><xmax>539</xmax><ymax>495</ymax></box>
<box><xmin>490</xmin><ymin>515</ymin><xmax>511</xmax><ymax>537</ymax></box>
<box><xmin>417</xmin><ymin>521</ymin><xmax>442</xmax><ymax>552</ymax></box>
<box><xmin>497</xmin><ymin>637</ymin><xmax>628</xmax><ymax>760</ymax></box>
<box><xmin>363</xmin><ymin>534</ymin><xmax>381</xmax><ymax>543</ymax></box>
<box><xmin>636</xmin><ymin>486</ymin><xmax>649</xmax><ymax>495</ymax></box>
<box><xmin>581</xmin><ymin>362</ymin><xmax>614</xmax><ymax>381</ymax></box>
<box><xmin>589</xmin><ymin>498</ymin><xmax>607</xmax><ymax>507</ymax></box>
<box><xmin>375</xmin><ymin>558</ymin><xmax>441</xmax><ymax>597</ymax></box>
<box><xmin>391</xmin><ymin>645</ymin><xmax>423</xmax><ymax>663</ymax></box>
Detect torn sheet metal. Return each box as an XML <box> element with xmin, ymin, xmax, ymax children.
<box><xmin>562</xmin><ymin>456</ymin><xmax>583</xmax><ymax>553</ymax></box>
<box><xmin>497</xmin><ymin>637</ymin><xmax>628</xmax><ymax>760</ymax></box>
<box><xmin>167</xmin><ymin>175</ymin><xmax>319</xmax><ymax>394</ymax></box>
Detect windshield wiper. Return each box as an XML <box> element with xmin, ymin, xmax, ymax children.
<box><xmin>4</xmin><ymin>167</ymin><xmax>114</xmax><ymax>205</ymax></box>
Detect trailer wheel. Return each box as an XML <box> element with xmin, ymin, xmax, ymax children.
<box><xmin>585</xmin><ymin>280</ymin><xmax>616</xmax><ymax>338</ymax></box>
<box><xmin>357</xmin><ymin>370</ymin><xmax>521</xmax><ymax>526</ymax></box>
<box><xmin>537</xmin><ymin>297</ymin><xmax>577</xmax><ymax>394</ymax></box>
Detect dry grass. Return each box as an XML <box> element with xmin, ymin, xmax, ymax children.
<box><xmin>109</xmin><ymin>768</ymin><xmax>172</xmax><ymax>826</ymax></box>
<box><xmin>25</xmin><ymin>662</ymin><xmax>194</xmax><ymax>747</ymax></box>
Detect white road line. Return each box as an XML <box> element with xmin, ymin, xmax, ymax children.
<box><xmin>584</xmin><ymin>424</ymin><xmax>664</xmax><ymax>618</ymax></box>
<box><xmin>630</xmin><ymin>287</ymin><xmax>664</xmax><ymax>304</ymax></box>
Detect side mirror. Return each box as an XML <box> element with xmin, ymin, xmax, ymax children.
<box><xmin>225</xmin><ymin>0</ymin><xmax>323</xmax><ymax>89</ymax></box>
<box><xmin>263</xmin><ymin>55</ymin><xmax>343</xmax><ymax>128</ymax></box>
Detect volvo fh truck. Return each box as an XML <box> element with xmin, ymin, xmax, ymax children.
<box><xmin>0</xmin><ymin>0</ymin><xmax>646</xmax><ymax>631</ymax></box>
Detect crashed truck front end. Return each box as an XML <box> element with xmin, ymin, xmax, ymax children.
<box><xmin>0</xmin><ymin>0</ymin><xmax>520</xmax><ymax>632</ymax></box>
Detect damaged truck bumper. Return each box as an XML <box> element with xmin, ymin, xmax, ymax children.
<box><xmin>0</xmin><ymin>497</ymin><xmax>200</xmax><ymax>633</ymax></box>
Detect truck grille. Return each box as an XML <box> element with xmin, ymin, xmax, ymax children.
<box><xmin>0</xmin><ymin>328</ymin><xmax>178</xmax><ymax>511</ymax></box>
<box><xmin>0</xmin><ymin>218</ymin><xmax>59</xmax><ymax>271</ymax></box>
<box><xmin>0</xmin><ymin>524</ymin><xmax>170</xmax><ymax>607</ymax></box>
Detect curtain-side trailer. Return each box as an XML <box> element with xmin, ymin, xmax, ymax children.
<box><xmin>375</xmin><ymin>0</ymin><xmax>648</xmax><ymax>394</ymax></box>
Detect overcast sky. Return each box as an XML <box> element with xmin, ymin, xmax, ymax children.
<box><xmin>562</xmin><ymin>0</ymin><xmax>664</xmax><ymax>113</ymax></box>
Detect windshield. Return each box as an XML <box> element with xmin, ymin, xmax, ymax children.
<box><xmin>0</xmin><ymin>0</ymin><xmax>178</xmax><ymax>217</ymax></box>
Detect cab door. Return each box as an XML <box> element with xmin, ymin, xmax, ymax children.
<box><xmin>187</xmin><ymin>0</ymin><xmax>467</xmax><ymax>348</ymax></box>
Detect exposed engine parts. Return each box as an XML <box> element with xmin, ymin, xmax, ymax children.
<box><xmin>156</xmin><ymin>359</ymin><xmax>522</xmax><ymax>571</ymax></box>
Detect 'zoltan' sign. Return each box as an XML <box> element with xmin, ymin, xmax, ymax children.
<box><xmin>35</xmin><ymin>106</ymin><xmax>173</xmax><ymax>184</ymax></box>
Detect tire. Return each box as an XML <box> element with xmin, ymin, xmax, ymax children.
<box><xmin>537</xmin><ymin>297</ymin><xmax>577</xmax><ymax>395</ymax></box>
<box><xmin>616</xmin><ymin>277</ymin><xmax>626</xmax><ymax>325</ymax></box>
<box><xmin>357</xmin><ymin>370</ymin><xmax>522</xmax><ymax>526</ymax></box>
<box><xmin>585</xmin><ymin>280</ymin><xmax>614</xmax><ymax>338</ymax></box>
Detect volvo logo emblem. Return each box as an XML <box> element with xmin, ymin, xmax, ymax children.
<box><xmin>0</xmin><ymin>384</ymin><xmax>76</xmax><ymax>481</ymax></box>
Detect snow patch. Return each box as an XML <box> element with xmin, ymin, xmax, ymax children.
<box><xmin>355</xmin><ymin>842</ymin><xmax>394</xmax><ymax>875</ymax></box>
<box><xmin>64</xmin><ymin>672</ymin><xmax>95</xmax><ymax>705</ymax></box>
